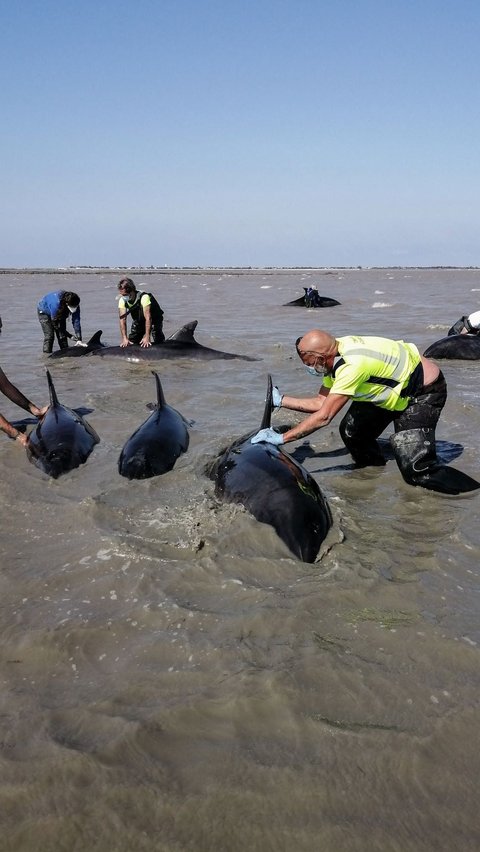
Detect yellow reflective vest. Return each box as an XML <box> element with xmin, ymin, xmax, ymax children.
<box><xmin>322</xmin><ymin>335</ymin><xmax>422</xmax><ymax>412</ymax></box>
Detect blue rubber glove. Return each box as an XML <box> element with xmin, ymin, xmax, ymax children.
<box><xmin>272</xmin><ymin>386</ymin><xmax>283</xmax><ymax>408</ymax></box>
<box><xmin>250</xmin><ymin>427</ymin><xmax>284</xmax><ymax>445</ymax></box>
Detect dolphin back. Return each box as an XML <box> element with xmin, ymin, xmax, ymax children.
<box><xmin>118</xmin><ymin>374</ymin><xmax>189</xmax><ymax>479</ymax></box>
<box><xmin>91</xmin><ymin>320</ymin><xmax>257</xmax><ymax>361</ymax></box>
<box><xmin>283</xmin><ymin>295</ymin><xmax>341</xmax><ymax>307</ymax></box>
<box><xmin>27</xmin><ymin>373</ymin><xmax>99</xmax><ymax>479</ymax></box>
<box><xmin>210</xmin><ymin>439</ymin><xmax>331</xmax><ymax>562</ymax></box>
<box><xmin>423</xmin><ymin>334</ymin><xmax>480</xmax><ymax>360</ymax></box>
<box><xmin>209</xmin><ymin>374</ymin><xmax>332</xmax><ymax>562</ymax></box>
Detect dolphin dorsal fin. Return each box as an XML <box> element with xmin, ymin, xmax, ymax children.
<box><xmin>152</xmin><ymin>371</ymin><xmax>166</xmax><ymax>408</ymax></box>
<box><xmin>260</xmin><ymin>374</ymin><xmax>273</xmax><ymax>429</ymax></box>
<box><xmin>46</xmin><ymin>369</ymin><xmax>60</xmax><ymax>407</ymax></box>
<box><xmin>86</xmin><ymin>330</ymin><xmax>104</xmax><ymax>347</ymax></box>
<box><xmin>165</xmin><ymin>320</ymin><xmax>198</xmax><ymax>344</ymax></box>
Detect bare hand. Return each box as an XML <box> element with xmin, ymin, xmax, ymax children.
<box><xmin>120</xmin><ymin>339</ymin><xmax>134</xmax><ymax>348</ymax></box>
<box><xmin>34</xmin><ymin>405</ymin><xmax>49</xmax><ymax>418</ymax></box>
<box><xmin>16</xmin><ymin>433</ymin><xmax>29</xmax><ymax>448</ymax></box>
<box><xmin>140</xmin><ymin>337</ymin><xmax>152</xmax><ymax>348</ymax></box>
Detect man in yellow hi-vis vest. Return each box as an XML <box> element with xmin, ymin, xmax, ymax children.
<box><xmin>250</xmin><ymin>329</ymin><xmax>479</xmax><ymax>495</ymax></box>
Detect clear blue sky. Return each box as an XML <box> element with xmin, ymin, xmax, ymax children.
<box><xmin>2</xmin><ymin>0</ymin><xmax>479</xmax><ymax>267</ymax></box>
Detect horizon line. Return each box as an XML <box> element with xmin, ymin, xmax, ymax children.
<box><xmin>1</xmin><ymin>265</ymin><xmax>480</xmax><ymax>274</ymax></box>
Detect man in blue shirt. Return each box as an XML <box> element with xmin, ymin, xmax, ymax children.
<box><xmin>37</xmin><ymin>291</ymin><xmax>82</xmax><ymax>353</ymax></box>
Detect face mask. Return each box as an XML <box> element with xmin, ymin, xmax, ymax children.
<box><xmin>305</xmin><ymin>364</ymin><xmax>325</xmax><ymax>377</ymax></box>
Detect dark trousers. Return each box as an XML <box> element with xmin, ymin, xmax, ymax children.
<box><xmin>129</xmin><ymin>320</ymin><xmax>165</xmax><ymax>345</ymax></box>
<box><xmin>38</xmin><ymin>310</ymin><xmax>68</xmax><ymax>353</ymax></box>
<box><xmin>338</xmin><ymin>373</ymin><xmax>447</xmax><ymax>467</ymax></box>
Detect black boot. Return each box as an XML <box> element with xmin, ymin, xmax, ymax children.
<box><xmin>390</xmin><ymin>428</ymin><xmax>480</xmax><ymax>495</ymax></box>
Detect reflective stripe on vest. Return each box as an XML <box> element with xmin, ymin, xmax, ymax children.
<box><xmin>332</xmin><ymin>344</ymin><xmax>410</xmax><ymax>403</ymax></box>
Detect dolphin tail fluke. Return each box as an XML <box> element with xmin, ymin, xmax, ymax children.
<box><xmin>45</xmin><ymin>369</ymin><xmax>60</xmax><ymax>407</ymax></box>
<box><xmin>165</xmin><ymin>321</ymin><xmax>198</xmax><ymax>344</ymax></box>
<box><xmin>152</xmin><ymin>371</ymin><xmax>166</xmax><ymax>409</ymax></box>
<box><xmin>260</xmin><ymin>374</ymin><xmax>273</xmax><ymax>430</ymax></box>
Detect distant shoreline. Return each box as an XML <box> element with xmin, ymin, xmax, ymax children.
<box><xmin>1</xmin><ymin>266</ymin><xmax>479</xmax><ymax>275</ymax></box>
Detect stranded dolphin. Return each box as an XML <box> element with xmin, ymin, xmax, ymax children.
<box><xmin>90</xmin><ymin>321</ymin><xmax>257</xmax><ymax>362</ymax></box>
<box><xmin>283</xmin><ymin>294</ymin><xmax>341</xmax><ymax>308</ymax></box>
<box><xmin>26</xmin><ymin>370</ymin><xmax>99</xmax><ymax>478</ymax></box>
<box><xmin>48</xmin><ymin>330</ymin><xmax>105</xmax><ymax>358</ymax></box>
<box><xmin>118</xmin><ymin>372</ymin><xmax>189</xmax><ymax>479</ymax></box>
<box><xmin>423</xmin><ymin>334</ymin><xmax>480</xmax><ymax>360</ymax></box>
<box><xmin>207</xmin><ymin>375</ymin><xmax>332</xmax><ymax>562</ymax></box>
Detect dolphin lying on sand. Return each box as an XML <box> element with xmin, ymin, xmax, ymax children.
<box><xmin>207</xmin><ymin>375</ymin><xmax>332</xmax><ymax>562</ymax></box>
<box><xmin>27</xmin><ymin>370</ymin><xmax>99</xmax><ymax>478</ymax></box>
<box><xmin>423</xmin><ymin>334</ymin><xmax>480</xmax><ymax>360</ymax></box>
<box><xmin>118</xmin><ymin>372</ymin><xmax>189</xmax><ymax>479</ymax></box>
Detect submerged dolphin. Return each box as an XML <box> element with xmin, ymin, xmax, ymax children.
<box><xmin>49</xmin><ymin>330</ymin><xmax>105</xmax><ymax>358</ymax></box>
<box><xmin>27</xmin><ymin>370</ymin><xmax>99</xmax><ymax>478</ymax></box>
<box><xmin>90</xmin><ymin>321</ymin><xmax>257</xmax><ymax>362</ymax></box>
<box><xmin>283</xmin><ymin>295</ymin><xmax>341</xmax><ymax>308</ymax></box>
<box><xmin>423</xmin><ymin>334</ymin><xmax>480</xmax><ymax>360</ymax></box>
<box><xmin>208</xmin><ymin>375</ymin><xmax>332</xmax><ymax>562</ymax></box>
<box><xmin>118</xmin><ymin>372</ymin><xmax>189</xmax><ymax>479</ymax></box>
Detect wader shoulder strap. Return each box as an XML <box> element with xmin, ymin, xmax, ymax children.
<box><xmin>331</xmin><ymin>356</ymin><xmax>423</xmax><ymax>397</ymax></box>
<box><xmin>119</xmin><ymin>292</ymin><xmax>142</xmax><ymax>320</ymax></box>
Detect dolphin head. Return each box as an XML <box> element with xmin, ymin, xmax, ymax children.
<box><xmin>35</xmin><ymin>446</ymin><xmax>80</xmax><ymax>479</ymax></box>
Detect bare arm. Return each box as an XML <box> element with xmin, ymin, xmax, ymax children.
<box><xmin>281</xmin><ymin>385</ymin><xmax>330</xmax><ymax>413</ymax></box>
<box><xmin>140</xmin><ymin>304</ymin><xmax>152</xmax><ymax>348</ymax></box>
<box><xmin>0</xmin><ymin>368</ymin><xmax>46</xmax><ymax>417</ymax></box>
<box><xmin>282</xmin><ymin>392</ymin><xmax>350</xmax><ymax>443</ymax></box>
<box><xmin>119</xmin><ymin>305</ymin><xmax>131</xmax><ymax>347</ymax></box>
<box><xmin>0</xmin><ymin>412</ymin><xmax>28</xmax><ymax>445</ymax></box>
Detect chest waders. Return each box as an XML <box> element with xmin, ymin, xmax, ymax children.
<box><xmin>126</xmin><ymin>293</ymin><xmax>165</xmax><ymax>344</ymax></box>
<box><xmin>389</xmin><ymin>374</ymin><xmax>480</xmax><ymax>494</ymax></box>
<box><xmin>38</xmin><ymin>308</ymin><xmax>68</xmax><ymax>353</ymax></box>
<box><xmin>337</xmin><ymin>357</ymin><xmax>425</xmax><ymax>467</ymax></box>
<box><xmin>339</xmin><ymin>370</ymin><xmax>480</xmax><ymax>494</ymax></box>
